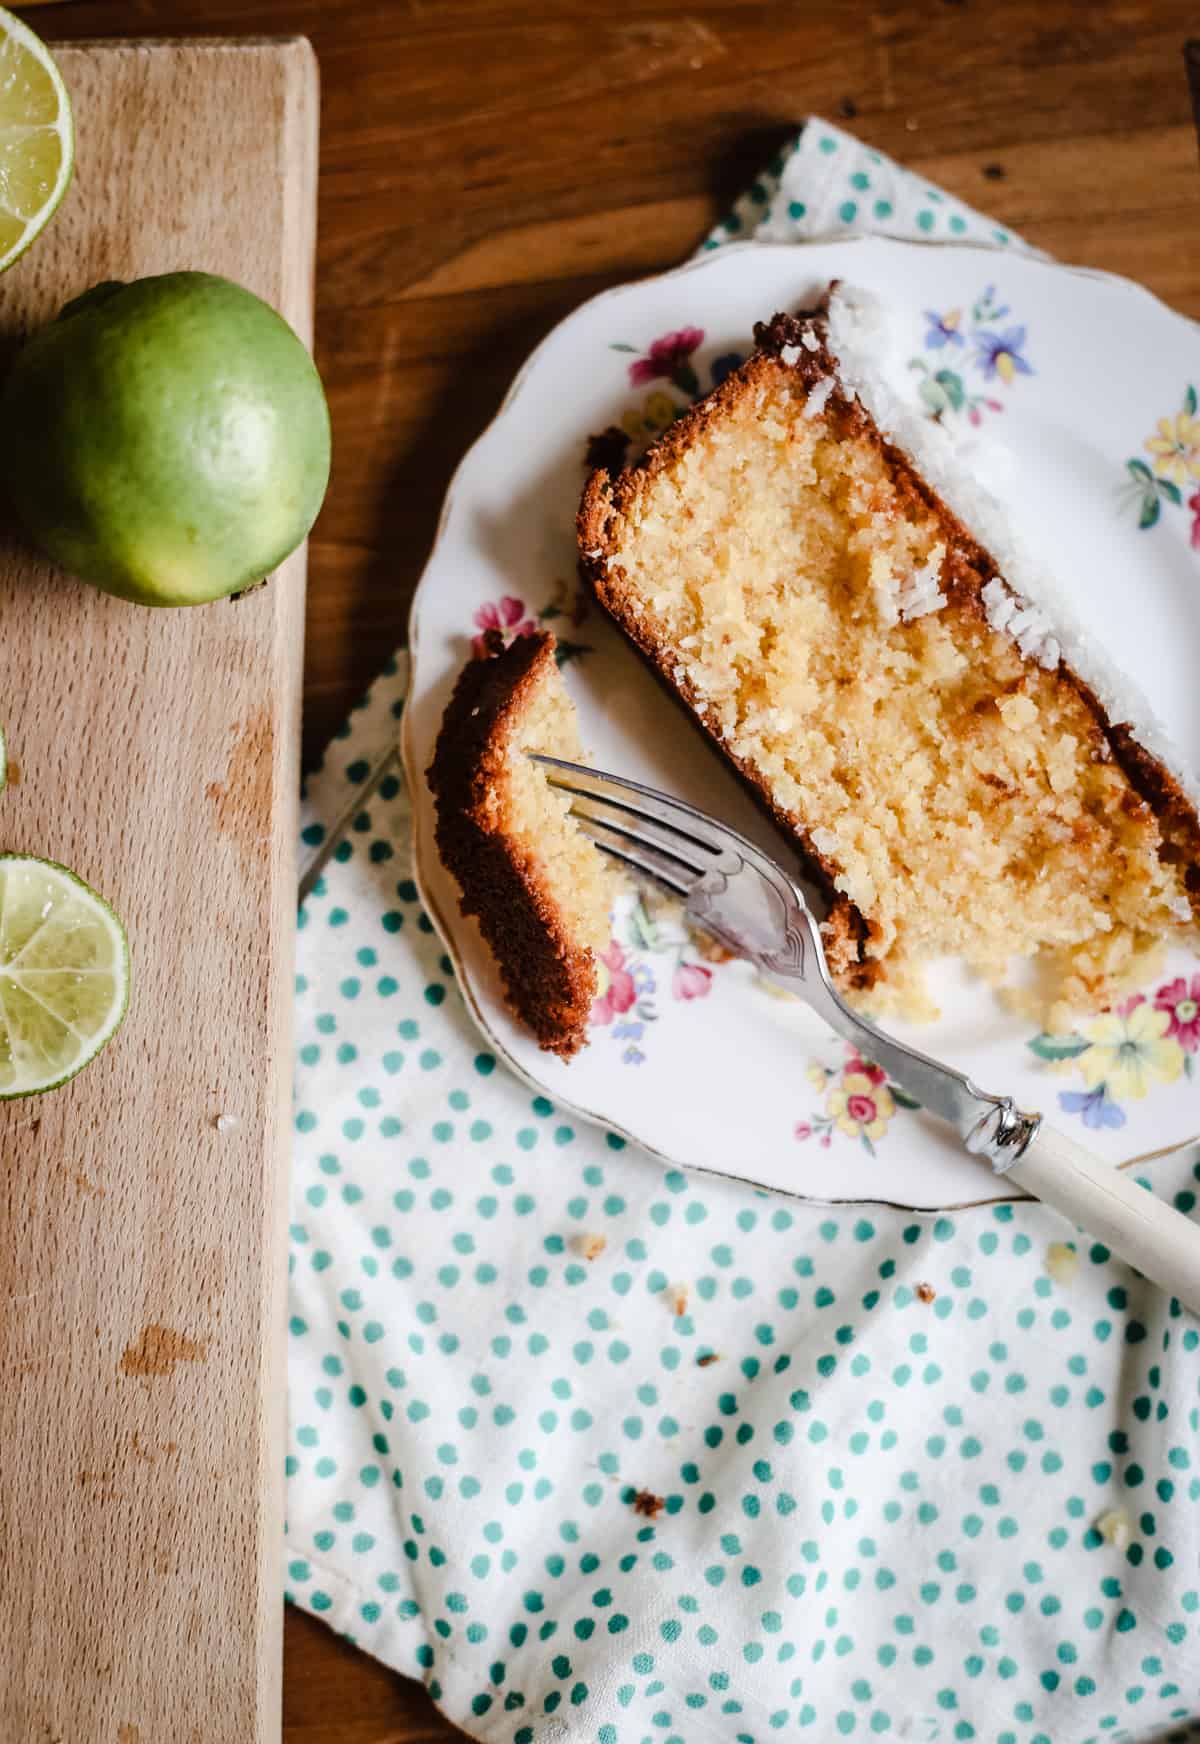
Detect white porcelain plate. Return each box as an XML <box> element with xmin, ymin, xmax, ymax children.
<box><xmin>404</xmin><ymin>237</ymin><xmax>1200</xmax><ymax>1209</ymax></box>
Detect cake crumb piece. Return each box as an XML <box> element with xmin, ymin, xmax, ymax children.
<box><xmin>632</xmin><ymin>1489</ymin><xmax>665</xmax><ymax>1518</ymax></box>
<box><xmin>998</xmin><ymin>693</ymin><xmax>1038</xmax><ymax>732</ymax></box>
<box><xmin>691</xmin><ymin>928</ymin><xmax>736</xmax><ymax>964</ymax></box>
<box><xmin>697</xmin><ymin>1352</ymin><xmax>720</xmax><ymax>1367</ymax></box>
<box><xmin>577</xmin><ymin>1232</ymin><xmax>607</xmax><ymax>1262</ymax></box>
<box><xmin>1045</xmin><ymin>1242</ymin><xmax>1079</xmax><ymax>1287</ymax></box>
<box><xmin>665</xmin><ymin>1283</ymin><xmax>688</xmax><ymax>1318</ymax></box>
<box><xmin>1095</xmin><ymin>1507</ymin><xmax>1132</xmax><ymax>1550</ymax></box>
<box><xmin>915</xmin><ymin>1281</ymin><xmax>936</xmax><ymax>1303</ymax></box>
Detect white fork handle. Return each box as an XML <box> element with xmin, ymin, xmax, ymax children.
<box><xmin>1006</xmin><ymin>1124</ymin><xmax>1200</xmax><ymax>1314</ymax></box>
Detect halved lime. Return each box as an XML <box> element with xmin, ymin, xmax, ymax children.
<box><xmin>0</xmin><ymin>855</ymin><xmax>128</xmax><ymax>1096</ymax></box>
<box><xmin>0</xmin><ymin>7</ymin><xmax>73</xmax><ymax>274</ymax></box>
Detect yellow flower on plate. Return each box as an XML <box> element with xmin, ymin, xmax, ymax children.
<box><xmin>620</xmin><ymin>391</ymin><xmax>684</xmax><ymax>446</ymax></box>
<box><xmin>643</xmin><ymin>390</ymin><xmax>679</xmax><ymax>431</ymax></box>
<box><xmin>1145</xmin><ymin>410</ymin><xmax>1200</xmax><ymax>488</ymax></box>
<box><xmin>1077</xmin><ymin>1001</ymin><xmax>1184</xmax><ymax>1101</ymax></box>
<box><xmin>827</xmin><ymin>1071</ymin><xmax>895</xmax><ymax>1142</ymax></box>
<box><xmin>806</xmin><ymin>1061</ymin><xmax>829</xmax><ymax>1092</ymax></box>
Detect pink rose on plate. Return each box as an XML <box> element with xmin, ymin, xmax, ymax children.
<box><xmin>845</xmin><ymin>1052</ymin><xmax>887</xmax><ymax>1087</ymax></box>
<box><xmin>592</xmin><ymin>940</ymin><xmax>637</xmax><ymax>1026</ymax></box>
<box><xmin>472</xmin><ymin>595</ymin><xmax>537</xmax><ymax>655</ymax></box>
<box><xmin>1155</xmin><ymin>974</ymin><xmax>1200</xmax><ymax>1052</ymax></box>
<box><xmin>628</xmin><ymin>326</ymin><xmax>704</xmax><ymax>392</ymax></box>
<box><xmin>672</xmin><ymin>961</ymin><xmax>713</xmax><ymax>1002</ymax></box>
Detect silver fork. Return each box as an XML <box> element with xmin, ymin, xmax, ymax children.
<box><xmin>532</xmin><ymin>752</ymin><xmax>1200</xmax><ymax>1315</ymax></box>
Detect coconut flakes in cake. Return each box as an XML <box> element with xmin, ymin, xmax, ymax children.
<box><xmin>870</xmin><ymin>545</ymin><xmax>947</xmax><ymax>628</ymax></box>
<box><xmin>780</xmin><ymin>331</ymin><xmax>822</xmax><ymax>367</ymax></box>
<box><xmin>802</xmin><ymin>376</ymin><xmax>835</xmax><ymax>421</ymax></box>
<box><xmin>897</xmin><ymin>545</ymin><xmax>948</xmax><ymax>623</ymax></box>
<box><xmin>821</xmin><ymin>283</ymin><xmax>1200</xmax><ymax>815</ymax></box>
<box><xmin>982</xmin><ymin>579</ymin><xmax>1061</xmax><ymax>671</ymax></box>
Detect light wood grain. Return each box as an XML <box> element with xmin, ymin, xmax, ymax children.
<box><xmin>12</xmin><ymin>2</ymin><xmax>1200</xmax><ymax>1741</ymax></box>
<box><xmin>0</xmin><ymin>37</ymin><xmax>317</xmax><ymax>1744</ymax></box>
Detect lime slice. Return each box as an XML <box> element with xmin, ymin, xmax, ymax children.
<box><xmin>0</xmin><ymin>7</ymin><xmax>73</xmax><ymax>274</ymax></box>
<box><xmin>0</xmin><ymin>855</ymin><xmax>128</xmax><ymax>1096</ymax></box>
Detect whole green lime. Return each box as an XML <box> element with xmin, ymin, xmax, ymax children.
<box><xmin>1</xmin><ymin>271</ymin><xmax>331</xmax><ymax>606</ymax></box>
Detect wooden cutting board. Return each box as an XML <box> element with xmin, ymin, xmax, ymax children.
<box><xmin>0</xmin><ymin>39</ymin><xmax>317</xmax><ymax>1744</ymax></box>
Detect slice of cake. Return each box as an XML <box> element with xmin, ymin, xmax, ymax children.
<box><xmin>428</xmin><ymin>629</ymin><xmax>615</xmax><ymax>1057</ymax></box>
<box><xmin>578</xmin><ymin>287</ymin><xmax>1200</xmax><ymax>1021</ymax></box>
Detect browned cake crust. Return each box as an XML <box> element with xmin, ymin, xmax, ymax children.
<box><xmin>578</xmin><ymin>306</ymin><xmax>1200</xmax><ymax>991</ymax></box>
<box><xmin>427</xmin><ymin>630</ymin><xmax>597</xmax><ymax>1058</ymax></box>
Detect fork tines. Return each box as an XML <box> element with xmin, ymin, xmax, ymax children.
<box><xmin>529</xmin><ymin>753</ymin><xmax>721</xmax><ymax>898</ymax></box>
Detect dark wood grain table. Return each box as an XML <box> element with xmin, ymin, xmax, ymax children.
<box><xmin>21</xmin><ymin>1</ymin><xmax>1200</xmax><ymax>1738</ymax></box>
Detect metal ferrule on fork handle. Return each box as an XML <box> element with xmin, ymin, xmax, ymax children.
<box><xmin>963</xmin><ymin>1097</ymin><xmax>1042</xmax><ymax>1177</ymax></box>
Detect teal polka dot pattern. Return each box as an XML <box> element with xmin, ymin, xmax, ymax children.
<box><xmin>702</xmin><ymin>114</ymin><xmax>1037</xmax><ymax>257</ymax></box>
<box><xmin>291</xmin><ymin>662</ymin><xmax>1200</xmax><ymax>1743</ymax></box>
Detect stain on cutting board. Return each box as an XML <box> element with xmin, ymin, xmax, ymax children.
<box><xmin>118</xmin><ymin>1324</ymin><xmax>208</xmax><ymax>1378</ymax></box>
<box><xmin>205</xmin><ymin>707</ymin><xmax>275</xmax><ymax>857</ymax></box>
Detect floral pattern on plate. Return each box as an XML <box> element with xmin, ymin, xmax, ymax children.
<box><xmin>1121</xmin><ymin>384</ymin><xmax>1200</xmax><ymax>544</ymax></box>
<box><xmin>590</xmin><ymin>893</ymin><xmax>726</xmax><ymax>1066</ymax></box>
<box><xmin>795</xmin><ymin>1044</ymin><xmax>921</xmax><ymax>1157</ymax></box>
<box><xmin>908</xmin><ymin>284</ymin><xmax>1033</xmax><ymax>425</ymax></box>
<box><xmin>607</xmin><ymin>326</ymin><xmax>745</xmax><ymax>450</ymax></box>
<box><xmin>471</xmin><ymin>578</ymin><xmax>594</xmax><ymax>666</ymax></box>
<box><xmin>1027</xmin><ymin>978</ymin><xmax>1198</xmax><ymax>1131</ymax></box>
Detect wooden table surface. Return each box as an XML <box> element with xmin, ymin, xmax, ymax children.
<box><xmin>19</xmin><ymin>1</ymin><xmax>1200</xmax><ymax>1739</ymax></box>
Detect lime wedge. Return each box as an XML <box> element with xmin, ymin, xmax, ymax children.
<box><xmin>0</xmin><ymin>7</ymin><xmax>72</xmax><ymax>274</ymax></box>
<box><xmin>0</xmin><ymin>855</ymin><xmax>128</xmax><ymax>1096</ymax></box>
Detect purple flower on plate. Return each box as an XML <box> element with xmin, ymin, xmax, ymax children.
<box><xmin>972</xmin><ymin>324</ymin><xmax>1033</xmax><ymax>384</ymax></box>
<box><xmin>923</xmin><ymin>308</ymin><xmax>965</xmax><ymax>350</ymax></box>
<box><xmin>710</xmin><ymin>351</ymin><xmax>745</xmax><ymax>386</ymax></box>
<box><xmin>1058</xmin><ymin>1086</ymin><xmax>1126</xmax><ymax>1131</ymax></box>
